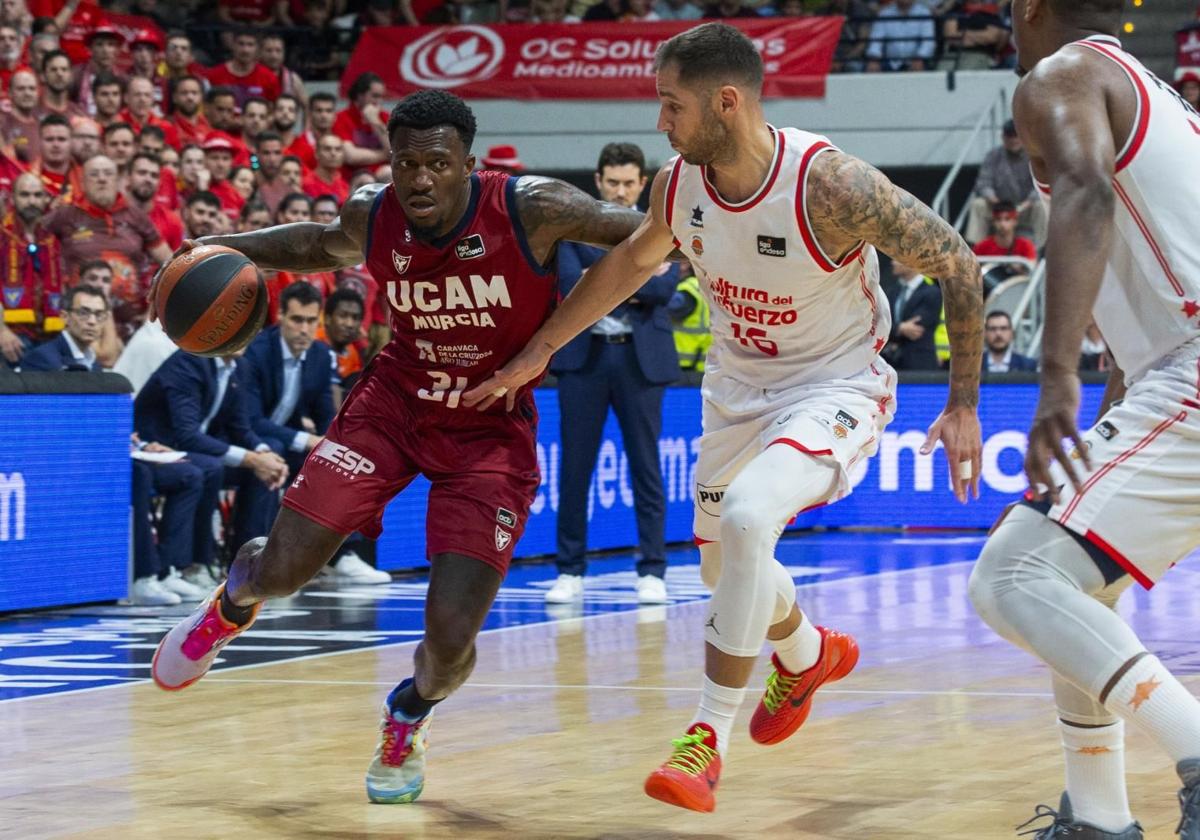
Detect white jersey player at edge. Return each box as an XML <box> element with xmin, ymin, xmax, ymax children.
<box><xmin>968</xmin><ymin>1</ymin><xmax>1200</xmax><ymax>838</ymax></box>
<box><xmin>464</xmin><ymin>22</ymin><xmax>984</xmax><ymax>812</ymax></box>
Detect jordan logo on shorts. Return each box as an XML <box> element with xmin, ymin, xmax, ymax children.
<box><xmin>495</xmin><ymin>526</ymin><xmax>512</xmax><ymax>552</ymax></box>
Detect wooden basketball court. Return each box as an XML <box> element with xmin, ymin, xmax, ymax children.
<box><xmin>3</xmin><ymin>535</ymin><xmax>1196</xmax><ymax>839</ymax></box>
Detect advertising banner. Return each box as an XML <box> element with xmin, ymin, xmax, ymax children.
<box><xmin>377</xmin><ymin>382</ymin><xmax>1107</xmax><ymax>569</ymax></box>
<box><xmin>342</xmin><ymin>18</ymin><xmax>844</xmax><ymax>101</ymax></box>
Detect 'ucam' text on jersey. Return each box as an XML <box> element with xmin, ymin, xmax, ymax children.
<box><xmin>387</xmin><ymin>275</ymin><xmax>512</xmax><ymax>331</ymax></box>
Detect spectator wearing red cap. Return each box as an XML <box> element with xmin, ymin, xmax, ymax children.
<box><xmin>301</xmin><ymin>133</ymin><xmax>348</xmax><ymax>205</ymax></box>
<box><xmin>167</xmin><ymin>75</ymin><xmax>210</xmax><ymax>148</ymax></box>
<box><xmin>481</xmin><ymin>143</ymin><xmax>525</xmax><ymax>175</ymax></box>
<box><xmin>204</xmin><ymin>31</ymin><xmax>280</xmax><ymax>108</ymax></box>
<box><xmin>202</xmin><ymin>131</ymin><xmax>245</xmax><ymax>222</ymax></box>
<box><xmin>2</xmin><ymin>69</ymin><xmax>44</xmax><ymax>163</ymax></box>
<box><xmin>129</xmin><ymin>29</ymin><xmax>169</xmax><ymax>111</ymax></box>
<box><xmin>72</xmin><ymin>25</ymin><xmax>123</xmax><ymax>118</ymax></box>
<box><xmin>333</xmin><ymin>72</ymin><xmax>388</xmax><ymax>176</ymax></box>
<box><xmin>39</xmin><ymin>49</ymin><xmax>83</xmax><ymax>119</ymax></box>
<box><xmin>120</xmin><ymin>76</ymin><xmax>181</xmax><ymax>150</ymax></box>
<box><xmin>1177</xmin><ymin>67</ymin><xmax>1200</xmax><ymax>111</ymax></box>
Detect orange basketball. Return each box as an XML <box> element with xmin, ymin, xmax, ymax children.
<box><xmin>155</xmin><ymin>244</ymin><xmax>268</xmax><ymax>357</ymax></box>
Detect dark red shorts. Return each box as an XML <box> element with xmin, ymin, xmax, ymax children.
<box><xmin>282</xmin><ymin>365</ymin><xmax>540</xmax><ymax>576</ymax></box>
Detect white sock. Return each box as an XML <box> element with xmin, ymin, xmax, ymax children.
<box><xmin>770</xmin><ymin>612</ymin><xmax>822</xmax><ymax>674</ymax></box>
<box><xmin>691</xmin><ymin>676</ymin><xmax>746</xmax><ymax>758</ymax></box>
<box><xmin>1104</xmin><ymin>654</ymin><xmax>1200</xmax><ymax>763</ymax></box>
<box><xmin>1059</xmin><ymin>720</ymin><xmax>1134</xmax><ymax>832</ymax></box>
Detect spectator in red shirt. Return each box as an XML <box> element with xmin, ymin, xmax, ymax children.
<box><xmin>167</xmin><ymin>75</ymin><xmax>210</xmax><ymax>148</ymax></box>
<box><xmin>205</xmin><ymin>31</ymin><xmax>281</xmax><ymax>107</ymax></box>
<box><xmin>137</xmin><ymin>123</ymin><xmax>166</xmax><ymax>157</ymax></box>
<box><xmin>203</xmin><ymin>86</ymin><xmax>250</xmax><ymax>165</ymax></box>
<box><xmin>254</xmin><ymin>130</ymin><xmax>289</xmax><ymax>214</ymax></box>
<box><xmin>34</xmin><ymin>112</ymin><xmax>72</xmax><ymax>197</ymax></box>
<box><xmin>102</xmin><ymin>121</ymin><xmax>136</xmax><ymax>175</ymax></box>
<box><xmin>973</xmin><ymin>200</ymin><xmax>1037</xmax><ymax>266</ymax></box>
<box><xmin>311</xmin><ymin>193</ymin><xmax>337</xmax><ymax>225</ymax></box>
<box><xmin>39</xmin><ymin>49</ymin><xmax>82</xmax><ymax>119</ymax></box>
<box><xmin>271</xmin><ymin>92</ymin><xmax>299</xmax><ymax>147</ymax></box>
<box><xmin>73</xmin><ymin>25</ymin><xmax>123</xmax><ymax>117</ymax></box>
<box><xmin>301</xmin><ymin>132</ymin><xmax>348</xmax><ymax>204</ymax></box>
<box><xmin>259</xmin><ymin>33</ymin><xmax>305</xmax><ymax>105</ymax></box>
<box><xmin>238</xmin><ymin>197</ymin><xmax>270</xmax><ymax>231</ymax></box>
<box><xmin>202</xmin><ymin>131</ymin><xmax>244</xmax><ymax>222</ymax></box>
<box><xmin>41</xmin><ymin>154</ymin><xmax>172</xmax><ymax>336</ymax></box>
<box><xmin>176</xmin><ymin>143</ymin><xmax>209</xmax><ymax>197</ymax></box>
<box><xmin>285</xmin><ymin>89</ymin><xmax>333</xmax><ymax>170</ymax></box>
<box><xmin>0</xmin><ymin>25</ymin><xmax>28</xmax><ymax>91</ymax></box>
<box><xmin>241</xmin><ymin>95</ymin><xmax>271</xmax><ymax>146</ymax></box>
<box><xmin>332</xmin><ymin>73</ymin><xmax>388</xmax><ymax>175</ymax></box>
<box><xmin>126</xmin><ymin>151</ymin><xmax>183</xmax><ymax>249</ymax></box>
<box><xmin>181</xmin><ymin>189</ymin><xmax>223</xmax><ymax>238</ymax></box>
<box><xmin>279</xmin><ymin>154</ymin><xmax>302</xmax><ymax>190</ymax></box>
<box><xmin>91</xmin><ymin>73</ymin><xmax>123</xmax><ymax>128</ymax></box>
<box><xmin>3</xmin><ymin>69</ymin><xmax>45</xmax><ymax>163</ymax></box>
<box><xmin>129</xmin><ymin>29</ymin><xmax>168</xmax><ymax>109</ymax></box>
<box><xmin>120</xmin><ymin>76</ymin><xmax>181</xmax><ymax>150</ymax></box>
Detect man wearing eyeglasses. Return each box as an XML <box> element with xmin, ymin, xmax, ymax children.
<box><xmin>0</xmin><ymin>172</ymin><xmax>64</xmax><ymax>367</ymax></box>
<box><xmin>20</xmin><ymin>283</ymin><xmax>107</xmax><ymax>371</ymax></box>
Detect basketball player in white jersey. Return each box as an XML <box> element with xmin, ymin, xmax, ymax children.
<box><xmin>968</xmin><ymin>1</ymin><xmax>1200</xmax><ymax>837</ymax></box>
<box><xmin>466</xmin><ymin>22</ymin><xmax>985</xmax><ymax>812</ymax></box>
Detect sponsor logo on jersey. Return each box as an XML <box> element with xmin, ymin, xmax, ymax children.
<box><xmin>392</xmin><ymin>250</ymin><xmax>411</xmax><ymax>274</ymax></box>
<box><xmin>757</xmin><ymin>235</ymin><xmax>786</xmax><ymax>257</ymax></box>
<box><xmin>313</xmin><ymin>440</ymin><xmax>377</xmax><ymax>478</ymax></box>
<box><xmin>1069</xmin><ymin>440</ymin><xmax>1094</xmax><ymax>460</ymax></box>
<box><xmin>695</xmin><ymin>483</ymin><xmax>726</xmax><ymax>515</ymax></box>
<box><xmin>455</xmin><ymin>234</ymin><xmax>486</xmax><ymax>260</ymax></box>
<box><xmin>1096</xmin><ymin>420</ymin><xmax>1119</xmax><ymax>440</ymax></box>
<box><xmin>832</xmin><ymin>424</ymin><xmax>849</xmax><ymax>439</ymax></box>
<box><xmin>835</xmin><ymin>410</ymin><xmax>859</xmax><ymax>430</ymax></box>
<box><xmin>495</xmin><ymin>526</ymin><xmax>512</xmax><ymax>552</ymax></box>
<box><xmin>387</xmin><ymin>275</ymin><xmax>511</xmax><ymax>331</ymax></box>
<box><xmin>496</xmin><ymin>507</ymin><xmax>517</xmax><ymax>528</ymax></box>
<box><xmin>690</xmin><ymin>235</ymin><xmax>704</xmax><ymax>256</ymax></box>
<box><xmin>690</xmin><ymin>206</ymin><xmax>704</xmax><ymax>228</ymax></box>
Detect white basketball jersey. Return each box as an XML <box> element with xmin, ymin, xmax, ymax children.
<box><xmin>1037</xmin><ymin>36</ymin><xmax>1200</xmax><ymax>381</ymax></box>
<box><xmin>664</xmin><ymin>126</ymin><xmax>889</xmax><ymax>390</ymax></box>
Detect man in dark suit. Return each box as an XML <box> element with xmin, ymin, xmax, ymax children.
<box><xmin>19</xmin><ymin>284</ymin><xmax>107</xmax><ymax>372</ymax></box>
<box><xmin>242</xmin><ymin>282</ymin><xmax>336</xmax><ymax>465</ymax></box>
<box><xmin>883</xmin><ymin>260</ymin><xmax>943</xmax><ymax>371</ymax></box>
<box><xmin>982</xmin><ymin>309</ymin><xmax>1037</xmax><ymax>373</ymax></box>
<box><xmin>135</xmin><ymin>347</ymin><xmax>290</xmax><ymax>589</ymax></box>
<box><xmin>546</xmin><ymin>142</ymin><xmax>680</xmax><ymax>606</ymax></box>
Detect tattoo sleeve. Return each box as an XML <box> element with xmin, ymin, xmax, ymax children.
<box><xmin>199</xmin><ymin>184</ymin><xmax>379</xmax><ymax>273</ymax></box>
<box><xmin>808</xmin><ymin>150</ymin><xmax>983</xmax><ymax>408</ymax></box>
<box><xmin>516</xmin><ymin>176</ymin><xmax>644</xmax><ymax>264</ymax></box>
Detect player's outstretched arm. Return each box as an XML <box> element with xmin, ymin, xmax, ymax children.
<box><xmin>462</xmin><ymin>166</ymin><xmax>678</xmax><ymax>410</ymax></box>
<box><xmin>1011</xmin><ymin>53</ymin><xmax>1118</xmax><ymax>499</ymax></box>
<box><xmin>195</xmin><ymin>183</ymin><xmax>383</xmax><ymax>272</ymax></box>
<box><xmin>515</xmin><ymin>176</ymin><xmax>645</xmax><ymax>260</ymax></box>
<box><xmin>808</xmin><ymin>150</ymin><xmax>984</xmax><ymax>501</ymax></box>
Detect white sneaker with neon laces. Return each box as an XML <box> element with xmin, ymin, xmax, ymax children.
<box><xmin>366</xmin><ymin>682</ymin><xmax>434</xmax><ymax>804</ymax></box>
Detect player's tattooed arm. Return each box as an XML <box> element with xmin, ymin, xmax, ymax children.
<box><xmin>514</xmin><ymin>176</ymin><xmax>645</xmax><ymax>267</ymax></box>
<box><xmin>808</xmin><ymin>150</ymin><xmax>984</xmax><ymax>409</ymax></box>
<box><xmin>196</xmin><ymin>184</ymin><xmax>383</xmax><ymax>272</ymax></box>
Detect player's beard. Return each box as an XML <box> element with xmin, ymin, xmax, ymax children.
<box><xmin>678</xmin><ymin>117</ymin><xmax>732</xmax><ymax>167</ymax></box>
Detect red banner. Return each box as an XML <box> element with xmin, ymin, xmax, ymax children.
<box><xmin>343</xmin><ymin>18</ymin><xmax>843</xmax><ymax>101</ymax></box>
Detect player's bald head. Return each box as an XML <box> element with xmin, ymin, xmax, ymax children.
<box><xmin>654</xmin><ymin>23</ymin><xmax>763</xmax><ymax>96</ymax></box>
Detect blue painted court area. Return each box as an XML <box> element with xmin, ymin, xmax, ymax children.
<box><xmin>0</xmin><ymin>531</ymin><xmax>988</xmax><ymax>702</ymax></box>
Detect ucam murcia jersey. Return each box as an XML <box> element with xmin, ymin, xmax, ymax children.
<box><xmin>1035</xmin><ymin>35</ymin><xmax>1200</xmax><ymax>382</ymax></box>
<box><xmin>664</xmin><ymin>126</ymin><xmax>890</xmax><ymax>391</ymax></box>
<box><xmin>364</xmin><ymin>171</ymin><xmax>557</xmax><ymax>411</ymax></box>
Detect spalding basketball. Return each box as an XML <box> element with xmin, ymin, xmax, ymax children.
<box><xmin>155</xmin><ymin>244</ymin><xmax>268</xmax><ymax>357</ymax></box>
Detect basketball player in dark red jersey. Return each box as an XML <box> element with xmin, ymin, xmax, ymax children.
<box><xmin>150</xmin><ymin>90</ymin><xmax>649</xmax><ymax>804</ymax></box>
